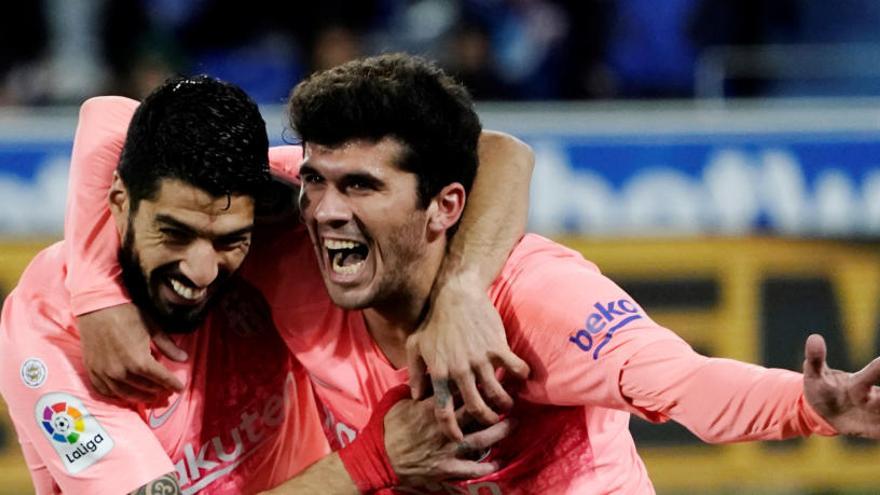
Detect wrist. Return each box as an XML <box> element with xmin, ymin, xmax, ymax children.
<box><xmin>338</xmin><ymin>385</ymin><xmax>409</xmax><ymax>492</ymax></box>
<box><xmin>433</xmin><ymin>264</ymin><xmax>488</xmax><ymax>301</ymax></box>
<box><xmin>338</xmin><ymin>436</ymin><xmax>397</xmax><ymax>493</ymax></box>
<box><xmin>800</xmin><ymin>393</ymin><xmax>838</xmax><ymax>436</ymax></box>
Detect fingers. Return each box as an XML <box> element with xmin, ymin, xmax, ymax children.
<box><xmin>407</xmin><ymin>353</ymin><xmax>428</xmax><ymax>400</ymax></box>
<box><xmin>862</xmin><ymin>383</ymin><xmax>880</xmax><ymax>413</ymax></box>
<box><xmin>90</xmin><ymin>357</ymin><xmax>183</xmax><ymax>403</ymax></box>
<box><xmin>461</xmin><ymin>418</ymin><xmax>514</xmax><ymax>452</ymax></box>
<box><xmin>495</xmin><ymin>349</ymin><xmax>530</xmax><ymax>381</ymax></box>
<box><xmin>152</xmin><ymin>332</ymin><xmax>188</xmax><ymax>362</ymax></box>
<box><xmin>87</xmin><ymin>371</ymin><xmax>115</xmax><ymax>399</ymax></box>
<box><xmin>456</xmin><ymin>368</ymin><xmax>500</xmax><ymax>426</ymax></box>
<box><xmin>435</xmin><ymin>458</ymin><xmax>501</xmax><ymax>479</ymax></box>
<box><xmin>432</xmin><ymin>377</ymin><xmax>464</xmax><ymax>441</ymax></box>
<box><xmin>803</xmin><ymin>333</ymin><xmax>827</xmax><ymax>379</ymax></box>
<box><xmin>137</xmin><ymin>357</ymin><xmax>185</xmax><ymax>392</ymax></box>
<box><xmin>435</xmin><ymin>419</ymin><xmax>514</xmax><ymax>478</ymax></box>
<box><xmin>123</xmin><ymin>373</ymin><xmax>169</xmax><ymax>396</ymax></box>
<box><xmin>103</xmin><ymin>375</ymin><xmax>165</xmax><ymax>403</ymax></box>
<box><xmin>475</xmin><ymin>363</ymin><xmax>513</xmax><ymax>412</ymax></box>
<box><xmin>851</xmin><ymin>356</ymin><xmax>880</xmax><ymax>401</ymax></box>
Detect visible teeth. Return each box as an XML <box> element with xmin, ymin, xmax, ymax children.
<box><xmin>324</xmin><ymin>239</ymin><xmax>361</xmax><ymax>249</ymax></box>
<box><xmin>170</xmin><ymin>278</ymin><xmax>206</xmax><ymax>301</ymax></box>
<box><xmin>331</xmin><ymin>252</ymin><xmax>365</xmax><ymax>274</ymax></box>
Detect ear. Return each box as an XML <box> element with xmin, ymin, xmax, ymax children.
<box><xmin>426</xmin><ymin>183</ymin><xmax>466</xmax><ymax>239</ymax></box>
<box><xmin>108</xmin><ymin>172</ymin><xmax>130</xmax><ymax>237</ymax></box>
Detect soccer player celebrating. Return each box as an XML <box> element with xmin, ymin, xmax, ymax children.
<box><xmin>72</xmin><ymin>54</ymin><xmax>880</xmax><ymax>494</ymax></box>
<box><xmin>0</xmin><ymin>76</ymin><xmax>525</xmax><ymax>494</ymax></box>
<box><xmin>249</xmin><ymin>55</ymin><xmax>880</xmax><ymax>493</ymax></box>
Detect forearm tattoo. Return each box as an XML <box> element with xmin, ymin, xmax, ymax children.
<box><xmin>130</xmin><ymin>473</ymin><xmax>181</xmax><ymax>495</ymax></box>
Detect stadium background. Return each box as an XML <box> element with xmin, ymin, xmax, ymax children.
<box><xmin>2</xmin><ymin>0</ymin><xmax>880</xmax><ymax>493</ymax></box>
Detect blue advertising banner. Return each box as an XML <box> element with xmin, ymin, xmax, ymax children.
<box><xmin>3</xmin><ymin>102</ymin><xmax>880</xmax><ymax>237</ymax></box>
<box><xmin>524</xmin><ymin>130</ymin><xmax>880</xmax><ymax>236</ymax></box>
<box><xmin>0</xmin><ymin>141</ymin><xmax>72</xmax><ymax>234</ymax></box>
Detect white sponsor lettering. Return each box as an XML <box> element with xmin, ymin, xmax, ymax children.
<box><xmin>321</xmin><ymin>403</ymin><xmax>357</xmax><ymax>448</ymax></box>
<box><xmin>529</xmin><ymin>142</ymin><xmax>880</xmax><ymax>236</ymax></box>
<box><xmin>174</xmin><ymin>371</ymin><xmax>294</xmax><ymax>494</ymax></box>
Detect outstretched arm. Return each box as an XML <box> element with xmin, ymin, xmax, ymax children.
<box><xmin>485</xmin><ymin>242</ymin><xmax>836</xmax><ymax>444</ymax></box>
<box><xmin>406</xmin><ymin>130</ymin><xmax>534</xmax><ymax>440</ymax></box>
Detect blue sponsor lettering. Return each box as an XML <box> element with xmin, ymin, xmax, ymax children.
<box><xmin>569</xmin><ymin>330</ymin><xmax>594</xmax><ymax>352</ymax></box>
<box><xmin>569</xmin><ymin>298</ymin><xmax>642</xmax><ymax>360</ymax></box>
<box><xmin>593</xmin><ymin>300</ymin><xmax>626</xmax><ymax>321</ymax></box>
<box><xmin>585</xmin><ymin>313</ymin><xmax>604</xmax><ymax>333</ymax></box>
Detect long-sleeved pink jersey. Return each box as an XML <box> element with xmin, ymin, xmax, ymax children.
<box><xmin>60</xmin><ymin>96</ymin><xmax>836</xmax><ymax>494</ymax></box>
<box><xmin>0</xmin><ymin>97</ymin><xmax>328</xmax><ymax>494</ymax></box>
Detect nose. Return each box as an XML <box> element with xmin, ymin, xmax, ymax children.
<box><xmin>178</xmin><ymin>240</ymin><xmax>220</xmax><ymax>287</ymax></box>
<box><xmin>312</xmin><ymin>187</ymin><xmax>352</xmax><ymax>227</ymax></box>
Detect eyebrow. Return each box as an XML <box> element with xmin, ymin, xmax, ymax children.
<box><xmin>340</xmin><ymin>172</ymin><xmax>384</xmax><ymax>189</ymax></box>
<box><xmin>299</xmin><ymin>163</ymin><xmax>384</xmax><ymax>188</ymax></box>
<box><xmin>298</xmin><ymin>162</ymin><xmax>318</xmax><ymax>177</ymax></box>
<box><xmin>155</xmin><ymin>214</ymin><xmax>253</xmax><ymax>239</ymax></box>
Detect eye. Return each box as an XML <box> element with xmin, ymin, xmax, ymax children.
<box><xmin>300</xmin><ymin>172</ymin><xmax>324</xmax><ymax>185</ymax></box>
<box><xmin>343</xmin><ymin>176</ymin><xmax>380</xmax><ymax>193</ymax></box>
<box><xmin>160</xmin><ymin>228</ymin><xmax>193</xmax><ymax>244</ymax></box>
<box><xmin>348</xmin><ymin>179</ymin><xmax>373</xmax><ymax>191</ymax></box>
<box><xmin>214</xmin><ymin>235</ymin><xmax>251</xmax><ymax>251</ymax></box>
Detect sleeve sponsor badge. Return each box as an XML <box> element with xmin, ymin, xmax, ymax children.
<box><xmin>20</xmin><ymin>358</ymin><xmax>47</xmax><ymax>388</ymax></box>
<box><xmin>34</xmin><ymin>392</ymin><xmax>115</xmax><ymax>474</ymax></box>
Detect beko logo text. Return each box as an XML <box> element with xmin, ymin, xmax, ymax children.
<box><xmin>569</xmin><ymin>299</ymin><xmax>642</xmax><ymax>359</ymax></box>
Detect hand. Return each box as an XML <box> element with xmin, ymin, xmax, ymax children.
<box><xmin>384</xmin><ymin>390</ymin><xmax>513</xmax><ymax>486</ymax></box>
<box><xmin>803</xmin><ymin>333</ymin><xmax>880</xmax><ymax>438</ymax></box>
<box><xmin>406</xmin><ymin>275</ymin><xmax>529</xmax><ymax>440</ymax></box>
<box><xmin>78</xmin><ymin>303</ymin><xmax>186</xmax><ymax>402</ymax></box>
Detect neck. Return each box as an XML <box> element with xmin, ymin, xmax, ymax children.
<box><xmin>363</xmin><ymin>243</ymin><xmax>445</xmax><ymax>368</ymax></box>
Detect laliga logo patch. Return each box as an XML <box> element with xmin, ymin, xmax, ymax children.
<box><xmin>20</xmin><ymin>358</ymin><xmax>47</xmax><ymax>388</ymax></box>
<box><xmin>34</xmin><ymin>393</ymin><xmax>114</xmax><ymax>474</ymax></box>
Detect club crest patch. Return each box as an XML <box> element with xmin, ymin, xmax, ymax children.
<box><xmin>34</xmin><ymin>393</ymin><xmax>114</xmax><ymax>474</ymax></box>
<box><xmin>20</xmin><ymin>358</ymin><xmax>47</xmax><ymax>388</ymax></box>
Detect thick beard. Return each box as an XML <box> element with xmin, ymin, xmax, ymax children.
<box><xmin>118</xmin><ymin>221</ymin><xmax>218</xmax><ymax>334</ymax></box>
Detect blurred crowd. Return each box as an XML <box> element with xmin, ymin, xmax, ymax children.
<box><xmin>4</xmin><ymin>0</ymin><xmax>880</xmax><ymax>106</ymax></box>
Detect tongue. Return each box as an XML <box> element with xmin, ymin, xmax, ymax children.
<box><xmin>341</xmin><ymin>251</ymin><xmax>365</xmax><ymax>267</ymax></box>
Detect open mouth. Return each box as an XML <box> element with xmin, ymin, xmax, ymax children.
<box><xmin>167</xmin><ymin>277</ymin><xmax>207</xmax><ymax>303</ymax></box>
<box><xmin>324</xmin><ymin>238</ymin><xmax>369</xmax><ymax>275</ymax></box>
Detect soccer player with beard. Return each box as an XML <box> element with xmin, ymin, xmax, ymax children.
<box><xmin>57</xmin><ymin>54</ymin><xmax>880</xmax><ymax>493</ymax></box>
<box><xmin>0</xmin><ymin>76</ymin><xmax>519</xmax><ymax>494</ymax></box>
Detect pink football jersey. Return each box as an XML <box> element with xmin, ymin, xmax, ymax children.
<box><xmin>61</xmin><ymin>97</ymin><xmax>836</xmax><ymax>494</ymax></box>
<box><xmin>0</xmin><ymin>97</ymin><xmax>328</xmax><ymax>494</ymax></box>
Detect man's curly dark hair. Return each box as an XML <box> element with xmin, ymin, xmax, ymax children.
<box><xmin>118</xmin><ymin>75</ymin><xmax>270</xmax><ymax>211</ymax></box>
<box><xmin>289</xmin><ymin>53</ymin><xmax>481</xmax><ymax>207</ymax></box>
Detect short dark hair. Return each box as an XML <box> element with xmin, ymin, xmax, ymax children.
<box><xmin>289</xmin><ymin>53</ymin><xmax>481</xmax><ymax>207</ymax></box>
<box><xmin>118</xmin><ymin>75</ymin><xmax>270</xmax><ymax>211</ymax></box>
